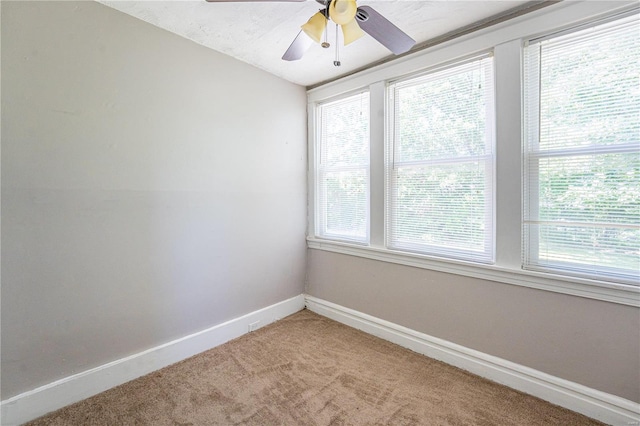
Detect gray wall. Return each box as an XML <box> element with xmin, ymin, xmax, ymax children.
<box><xmin>1</xmin><ymin>1</ymin><xmax>307</xmax><ymax>399</ymax></box>
<box><xmin>307</xmin><ymin>250</ymin><xmax>640</xmax><ymax>403</ymax></box>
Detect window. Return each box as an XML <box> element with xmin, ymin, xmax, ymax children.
<box><xmin>523</xmin><ymin>13</ymin><xmax>640</xmax><ymax>284</ymax></box>
<box><xmin>308</xmin><ymin>3</ymin><xmax>640</xmax><ymax>304</ymax></box>
<box><xmin>316</xmin><ymin>92</ymin><xmax>370</xmax><ymax>243</ymax></box>
<box><xmin>387</xmin><ymin>55</ymin><xmax>495</xmax><ymax>263</ymax></box>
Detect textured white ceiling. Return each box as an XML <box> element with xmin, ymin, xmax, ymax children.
<box><xmin>99</xmin><ymin>0</ymin><xmax>532</xmax><ymax>86</ymax></box>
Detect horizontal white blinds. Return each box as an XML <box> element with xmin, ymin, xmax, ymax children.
<box><xmin>523</xmin><ymin>13</ymin><xmax>640</xmax><ymax>284</ymax></box>
<box><xmin>387</xmin><ymin>55</ymin><xmax>495</xmax><ymax>263</ymax></box>
<box><xmin>317</xmin><ymin>92</ymin><xmax>370</xmax><ymax>243</ymax></box>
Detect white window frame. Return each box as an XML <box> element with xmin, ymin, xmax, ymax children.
<box><xmin>307</xmin><ymin>0</ymin><xmax>640</xmax><ymax>307</ymax></box>
<box><xmin>313</xmin><ymin>91</ymin><xmax>371</xmax><ymax>244</ymax></box>
<box><xmin>386</xmin><ymin>54</ymin><xmax>496</xmax><ymax>263</ymax></box>
<box><xmin>522</xmin><ymin>11</ymin><xmax>640</xmax><ymax>285</ymax></box>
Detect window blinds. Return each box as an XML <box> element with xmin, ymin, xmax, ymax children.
<box><xmin>387</xmin><ymin>55</ymin><xmax>495</xmax><ymax>262</ymax></box>
<box><xmin>523</xmin><ymin>13</ymin><xmax>640</xmax><ymax>284</ymax></box>
<box><xmin>317</xmin><ymin>92</ymin><xmax>370</xmax><ymax>243</ymax></box>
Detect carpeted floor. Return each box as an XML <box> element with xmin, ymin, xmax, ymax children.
<box><xmin>26</xmin><ymin>309</ymin><xmax>603</xmax><ymax>425</ymax></box>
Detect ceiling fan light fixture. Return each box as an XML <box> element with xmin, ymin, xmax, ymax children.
<box><xmin>341</xmin><ymin>18</ymin><xmax>364</xmax><ymax>45</ymax></box>
<box><xmin>301</xmin><ymin>11</ymin><xmax>327</xmax><ymax>44</ymax></box>
<box><xmin>329</xmin><ymin>0</ymin><xmax>357</xmax><ymax>25</ymax></box>
<box><xmin>278</xmin><ymin>1</ymin><xmax>415</xmax><ymax>63</ymax></box>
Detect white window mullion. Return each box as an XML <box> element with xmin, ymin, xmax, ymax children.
<box><xmin>369</xmin><ymin>82</ymin><xmax>386</xmax><ymax>248</ymax></box>
<box><xmin>385</xmin><ymin>82</ymin><xmax>397</xmax><ymax>250</ymax></box>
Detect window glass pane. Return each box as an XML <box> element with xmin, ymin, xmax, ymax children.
<box><xmin>537</xmin><ymin>153</ymin><xmax>639</xmax><ymax>224</ymax></box>
<box><xmin>322</xmin><ymin>97</ymin><xmax>369</xmax><ymax>167</ymax></box>
<box><xmin>394</xmin><ymin>61</ymin><xmax>489</xmax><ymax>162</ymax></box>
<box><xmin>538</xmin><ymin>18</ymin><xmax>639</xmax><ymax>151</ymax></box>
<box><xmin>321</xmin><ymin>170</ymin><xmax>368</xmax><ymax>238</ymax></box>
<box><xmin>532</xmin><ymin>223</ymin><xmax>640</xmax><ymax>276</ymax></box>
<box><xmin>393</xmin><ymin>162</ymin><xmax>489</xmax><ymax>253</ymax></box>
<box><xmin>317</xmin><ymin>92</ymin><xmax>370</xmax><ymax>243</ymax></box>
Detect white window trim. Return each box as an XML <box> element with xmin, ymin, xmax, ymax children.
<box><xmin>521</xmin><ymin>13</ymin><xmax>640</xmax><ymax>285</ymax></box>
<box><xmin>307</xmin><ymin>236</ymin><xmax>638</xmax><ymax>306</ymax></box>
<box><xmin>385</xmin><ymin>54</ymin><xmax>496</xmax><ymax>264</ymax></box>
<box><xmin>307</xmin><ymin>0</ymin><xmax>640</xmax><ymax>307</ymax></box>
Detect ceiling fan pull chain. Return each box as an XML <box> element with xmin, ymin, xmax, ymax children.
<box><xmin>322</xmin><ymin>20</ymin><xmax>330</xmax><ymax>48</ymax></box>
<box><xmin>334</xmin><ymin>23</ymin><xmax>341</xmax><ymax>66</ymax></box>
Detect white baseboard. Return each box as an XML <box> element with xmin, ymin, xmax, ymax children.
<box><xmin>1</xmin><ymin>294</ymin><xmax>305</xmax><ymax>426</ymax></box>
<box><xmin>305</xmin><ymin>295</ymin><xmax>640</xmax><ymax>426</ymax></box>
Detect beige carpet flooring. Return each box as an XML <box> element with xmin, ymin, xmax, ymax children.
<box><xmin>27</xmin><ymin>309</ymin><xmax>603</xmax><ymax>425</ymax></box>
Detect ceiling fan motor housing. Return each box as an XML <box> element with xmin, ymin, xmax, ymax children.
<box><xmin>356</xmin><ymin>9</ymin><xmax>369</xmax><ymax>22</ymax></box>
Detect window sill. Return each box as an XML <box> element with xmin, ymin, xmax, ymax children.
<box><xmin>306</xmin><ymin>237</ymin><xmax>640</xmax><ymax>307</ymax></box>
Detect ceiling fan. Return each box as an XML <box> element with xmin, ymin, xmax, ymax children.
<box><xmin>205</xmin><ymin>0</ymin><xmax>416</xmax><ymax>66</ymax></box>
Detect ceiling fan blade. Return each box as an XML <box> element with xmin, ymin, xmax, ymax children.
<box><xmin>355</xmin><ymin>6</ymin><xmax>416</xmax><ymax>55</ymax></box>
<box><xmin>282</xmin><ymin>30</ymin><xmax>314</xmax><ymax>61</ymax></box>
